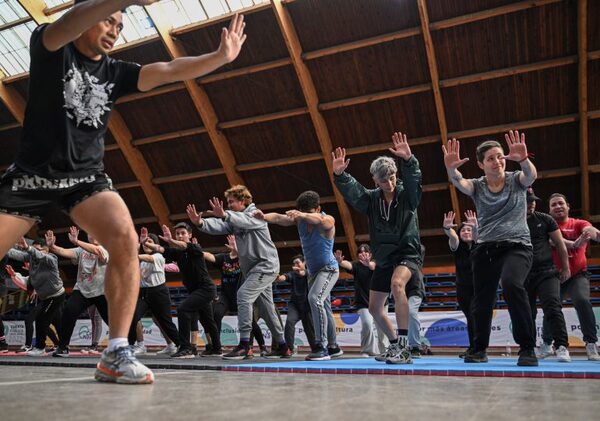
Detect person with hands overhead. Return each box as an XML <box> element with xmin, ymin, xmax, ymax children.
<box><xmin>46</xmin><ymin>227</ymin><xmax>110</xmax><ymax>357</ymax></box>
<box><xmin>443</xmin><ymin>130</ymin><xmax>538</xmax><ymax>366</ymax></box>
<box><xmin>254</xmin><ymin>191</ymin><xmax>342</xmax><ymax>361</ymax></box>
<box><xmin>187</xmin><ymin>185</ymin><xmax>288</xmax><ymax>360</ymax></box>
<box><xmin>333</xmin><ymin>132</ymin><xmax>422</xmax><ymax>365</ymax></box>
<box><xmin>143</xmin><ymin>223</ymin><xmax>221</xmax><ymax>358</ymax></box>
<box><xmin>443</xmin><ymin>210</ymin><xmax>478</xmax><ymax>358</ymax></box>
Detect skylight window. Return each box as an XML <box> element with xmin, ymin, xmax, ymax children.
<box><xmin>0</xmin><ymin>20</ymin><xmax>36</xmax><ymax>76</ymax></box>
<box><xmin>164</xmin><ymin>0</ymin><xmax>270</xmax><ymax>29</ymax></box>
<box><xmin>0</xmin><ymin>0</ymin><xmax>28</xmax><ymax>26</ymax></box>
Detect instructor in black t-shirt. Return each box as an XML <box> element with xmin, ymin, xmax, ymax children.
<box><xmin>524</xmin><ymin>188</ymin><xmax>572</xmax><ymax>362</ymax></box>
<box><xmin>0</xmin><ymin>0</ymin><xmax>247</xmax><ymax>384</ymax></box>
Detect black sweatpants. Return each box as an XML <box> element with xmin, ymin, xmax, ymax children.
<box><xmin>178</xmin><ymin>286</ymin><xmax>221</xmax><ymax>350</ymax></box>
<box><xmin>59</xmin><ymin>291</ymin><xmax>109</xmax><ymax>349</ymax></box>
<box><xmin>26</xmin><ymin>301</ymin><xmax>60</xmax><ymax>347</ymax></box>
<box><xmin>471</xmin><ymin>242</ymin><xmax>536</xmax><ymax>351</ymax></box>
<box><xmin>129</xmin><ymin>284</ymin><xmax>180</xmax><ymax>347</ymax></box>
<box><xmin>33</xmin><ymin>293</ymin><xmax>65</xmax><ymax>350</ymax></box>
<box><xmin>456</xmin><ymin>281</ymin><xmax>475</xmax><ymax>350</ymax></box>
<box><xmin>526</xmin><ymin>268</ymin><xmax>569</xmax><ymax>348</ymax></box>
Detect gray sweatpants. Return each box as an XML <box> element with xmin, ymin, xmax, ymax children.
<box><xmin>237</xmin><ymin>272</ymin><xmax>284</xmax><ymax>342</ymax></box>
<box><xmin>408</xmin><ymin>295</ymin><xmax>423</xmax><ymax>348</ymax></box>
<box><xmin>308</xmin><ymin>266</ymin><xmax>339</xmax><ymax>348</ymax></box>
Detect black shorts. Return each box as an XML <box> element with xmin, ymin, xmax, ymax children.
<box><xmin>0</xmin><ymin>166</ymin><xmax>116</xmax><ymax>222</ymax></box>
<box><xmin>371</xmin><ymin>259</ymin><xmax>420</xmax><ymax>293</ymax></box>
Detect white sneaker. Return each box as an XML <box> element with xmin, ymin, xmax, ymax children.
<box><xmin>586</xmin><ymin>343</ymin><xmax>600</xmax><ymax>361</ymax></box>
<box><xmin>131</xmin><ymin>343</ymin><xmax>147</xmax><ymax>355</ymax></box>
<box><xmin>556</xmin><ymin>345</ymin><xmax>571</xmax><ymax>362</ymax></box>
<box><xmin>156</xmin><ymin>343</ymin><xmax>177</xmax><ymax>355</ymax></box>
<box><xmin>26</xmin><ymin>348</ymin><xmax>45</xmax><ymax>356</ymax></box>
<box><xmin>536</xmin><ymin>343</ymin><xmax>554</xmax><ymax>359</ymax></box>
<box><xmin>94</xmin><ymin>347</ymin><xmax>154</xmax><ymax>384</ymax></box>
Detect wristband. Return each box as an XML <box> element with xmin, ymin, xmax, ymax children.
<box><xmin>518</xmin><ymin>157</ymin><xmax>529</xmax><ymax>164</ymax></box>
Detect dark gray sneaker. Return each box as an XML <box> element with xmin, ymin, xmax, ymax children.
<box><xmin>94</xmin><ymin>346</ymin><xmax>154</xmax><ymax>384</ymax></box>
<box><xmin>517</xmin><ymin>348</ymin><xmax>538</xmax><ymax>367</ymax></box>
<box><xmin>464</xmin><ymin>350</ymin><xmax>488</xmax><ymax>363</ymax></box>
<box><xmin>306</xmin><ymin>347</ymin><xmax>330</xmax><ymax>361</ymax></box>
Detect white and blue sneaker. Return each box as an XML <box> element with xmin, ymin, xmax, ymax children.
<box><xmin>94</xmin><ymin>346</ymin><xmax>154</xmax><ymax>384</ymax></box>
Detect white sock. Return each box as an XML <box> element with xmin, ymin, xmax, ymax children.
<box><xmin>108</xmin><ymin>338</ymin><xmax>129</xmax><ymax>352</ymax></box>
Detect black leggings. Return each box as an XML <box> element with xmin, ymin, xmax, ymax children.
<box><xmin>178</xmin><ymin>287</ymin><xmax>221</xmax><ymax>350</ymax></box>
<box><xmin>456</xmin><ymin>281</ymin><xmax>475</xmax><ymax>350</ymax></box>
<box><xmin>212</xmin><ymin>294</ymin><xmax>265</xmax><ymax>347</ymax></box>
<box><xmin>33</xmin><ymin>294</ymin><xmax>65</xmax><ymax>350</ymax></box>
<box><xmin>527</xmin><ymin>269</ymin><xmax>568</xmax><ymax>348</ymax></box>
<box><xmin>129</xmin><ymin>285</ymin><xmax>180</xmax><ymax>347</ymax></box>
<box><xmin>25</xmin><ymin>301</ymin><xmax>60</xmax><ymax>347</ymax></box>
<box><xmin>59</xmin><ymin>291</ymin><xmax>109</xmax><ymax>349</ymax></box>
<box><xmin>471</xmin><ymin>242</ymin><xmax>535</xmax><ymax>351</ymax></box>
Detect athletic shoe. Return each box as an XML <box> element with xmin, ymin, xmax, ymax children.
<box><xmin>259</xmin><ymin>345</ymin><xmax>268</xmax><ymax>357</ymax></box>
<box><xmin>359</xmin><ymin>353</ymin><xmax>370</xmax><ymax>358</ymax></box>
<box><xmin>291</xmin><ymin>346</ymin><xmax>299</xmax><ymax>356</ymax></box>
<box><xmin>327</xmin><ymin>346</ymin><xmax>344</xmax><ymax>358</ymax></box>
<box><xmin>0</xmin><ymin>341</ymin><xmax>9</xmax><ymax>353</ymax></box>
<box><xmin>171</xmin><ymin>347</ymin><xmax>196</xmax><ymax>359</ymax></box>
<box><xmin>86</xmin><ymin>345</ymin><xmax>101</xmax><ymax>355</ymax></box>
<box><xmin>517</xmin><ymin>348</ymin><xmax>538</xmax><ymax>367</ymax></box>
<box><xmin>157</xmin><ymin>343</ymin><xmax>178</xmax><ymax>356</ymax></box>
<box><xmin>52</xmin><ymin>346</ymin><xmax>69</xmax><ymax>357</ymax></box>
<box><xmin>464</xmin><ymin>350</ymin><xmax>488</xmax><ymax>363</ymax></box>
<box><xmin>200</xmin><ymin>347</ymin><xmax>223</xmax><ymax>357</ymax></box>
<box><xmin>222</xmin><ymin>345</ymin><xmax>251</xmax><ymax>360</ymax></box>
<box><xmin>131</xmin><ymin>343</ymin><xmax>147</xmax><ymax>356</ymax></box>
<box><xmin>385</xmin><ymin>346</ymin><xmax>413</xmax><ymax>365</ymax></box>
<box><xmin>375</xmin><ymin>342</ymin><xmax>400</xmax><ymax>362</ymax></box>
<box><xmin>305</xmin><ymin>347</ymin><xmax>331</xmax><ymax>361</ymax></box>
<box><xmin>536</xmin><ymin>342</ymin><xmax>554</xmax><ymax>359</ymax></box>
<box><xmin>16</xmin><ymin>345</ymin><xmax>32</xmax><ymax>353</ymax></box>
<box><xmin>410</xmin><ymin>347</ymin><xmax>422</xmax><ymax>359</ymax></box>
<box><xmin>459</xmin><ymin>348</ymin><xmax>472</xmax><ymax>359</ymax></box>
<box><xmin>556</xmin><ymin>346</ymin><xmax>571</xmax><ymax>362</ymax></box>
<box><xmin>586</xmin><ymin>343</ymin><xmax>600</xmax><ymax>361</ymax></box>
<box><xmin>191</xmin><ymin>346</ymin><xmax>198</xmax><ymax>356</ymax></box>
<box><xmin>26</xmin><ymin>347</ymin><xmax>45</xmax><ymax>356</ymax></box>
<box><xmin>263</xmin><ymin>345</ymin><xmax>292</xmax><ymax>359</ymax></box>
<box><xmin>94</xmin><ymin>346</ymin><xmax>154</xmax><ymax>384</ymax></box>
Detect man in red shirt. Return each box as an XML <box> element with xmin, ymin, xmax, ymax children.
<box><xmin>545</xmin><ymin>193</ymin><xmax>600</xmax><ymax>360</ymax></box>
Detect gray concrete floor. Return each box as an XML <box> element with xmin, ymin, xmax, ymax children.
<box><xmin>1</xmin><ymin>365</ymin><xmax>599</xmax><ymax>420</ymax></box>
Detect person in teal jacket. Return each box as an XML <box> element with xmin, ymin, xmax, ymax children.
<box><xmin>332</xmin><ymin>131</ymin><xmax>422</xmax><ymax>364</ymax></box>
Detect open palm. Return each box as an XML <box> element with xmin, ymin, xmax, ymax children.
<box><xmin>217</xmin><ymin>14</ymin><xmax>247</xmax><ymax>63</ymax></box>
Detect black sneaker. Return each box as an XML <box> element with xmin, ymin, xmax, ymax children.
<box><xmin>222</xmin><ymin>345</ymin><xmax>251</xmax><ymax>360</ymax></box>
<box><xmin>0</xmin><ymin>341</ymin><xmax>8</xmax><ymax>353</ymax></box>
<box><xmin>171</xmin><ymin>347</ymin><xmax>196</xmax><ymax>359</ymax></box>
<box><xmin>306</xmin><ymin>347</ymin><xmax>331</xmax><ymax>361</ymax></box>
<box><xmin>517</xmin><ymin>348</ymin><xmax>539</xmax><ymax>367</ymax></box>
<box><xmin>52</xmin><ymin>346</ymin><xmax>69</xmax><ymax>357</ymax></box>
<box><xmin>459</xmin><ymin>348</ymin><xmax>472</xmax><ymax>359</ymax></box>
<box><xmin>327</xmin><ymin>346</ymin><xmax>344</xmax><ymax>358</ymax></box>
<box><xmin>410</xmin><ymin>347</ymin><xmax>422</xmax><ymax>359</ymax></box>
<box><xmin>263</xmin><ymin>345</ymin><xmax>292</xmax><ymax>359</ymax></box>
<box><xmin>191</xmin><ymin>346</ymin><xmax>198</xmax><ymax>356</ymax></box>
<box><xmin>16</xmin><ymin>345</ymin><xmax>32</xmax><ymax>353</ymax></box>
<box><xmin>464</xmin><ymin>350</ymin><xmax>488</xmax><ymax>363</ymax></box>
<box><xmin>200</xmin><ymin>347</ymin><xmax>223</xmax><ymax>357</ymax></box>
<box><xmin>259</xmin><ymin>345</ymin><xmax>268</xmax><ymax>357</ymax></box>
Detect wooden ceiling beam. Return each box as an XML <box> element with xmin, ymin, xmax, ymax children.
<box><xmin>108</xmin><ymin>111</ymin><xmax>172</xmax><ymax>227</ymax></box>
<box><xmin>577</xmin><ymin>0</ymin><xmax>590</xmax><ymax>219</ymax></box>
<box><xmin>450</xmin><ymin>114</ymin><xmax>579</xmax><ymax>139</ymax></box>
<box><xmin>319</xmin><ymin>84</ymin><xmax>431</xmax><ymax>111</ymax></box>
<box><xmin>236</xmin><ymin>153</ymin><xmax>323</xmax><ymax>172</ymax></box>
<box><xmin>272</xmin><ymin>0</ymin><xmax>358</xmax><ymax>259</ymax></box>
<box><xmin>132</xmin><ymin>126</ymin><xmax>208</xmax><ymax>147</ymax></box>
<box><xmin>116</xmin><ymin>82</ymin><xmax>185</xmax><ymax>104</ymax></box>
<box><xmin>172</xmin><ymin>3</ymin><xmax>271</xmax><ymax>36</ymax></box>
<box><xmin>218</xmin><ymin>107</ymin><xmax>308</xmax><ymax>129</ymax></box>
<box><xmin>417</xmin><ymin>0</ymin><xmax>462</xmax><ymax>225</ymax></box>
<box><xmin>200</xmin><ymin>57</ymin><xmax>292</xmax><ymax>83</ymax></box>
<box><xmin>17</xmin><ymin>0</ymin><xmax>52</xmax><ymax>24</ymax></box>
<box><xmin>144</xmin><ymin>4</ymin><xmax>244</xmax><ymax>187</ymax></box>
<box><xmin>153</xmin><ymin>168</ymin><xmax>226</xmax><ymax>185</ymax></box>
<box><xmin>0</xmin><ymin>81</ymin><xmax>26</xmax><ymax>124</ymax></box>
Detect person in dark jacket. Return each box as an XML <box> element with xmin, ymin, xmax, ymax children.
<box><xmin>333</xmin><ymin>131</ymin><xmax>422</xmax><ymax>365</ymax></box>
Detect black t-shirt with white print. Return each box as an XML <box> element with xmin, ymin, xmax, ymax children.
<box><xmin>15</xmin><ymin>24</ymin><xmax>141</xmax><ymax>178</ymax></box>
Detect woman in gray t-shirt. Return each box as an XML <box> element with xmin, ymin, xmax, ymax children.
<box><xmin>442</xmin><ymin>130</ymin><xmax>539</xmax><ymax>367</ymax></box>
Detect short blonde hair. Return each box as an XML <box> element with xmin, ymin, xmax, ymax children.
<box><xmin>225</xmin><ymin>185</ymin><xmax>253</xmax><ymax>206</ymax></box>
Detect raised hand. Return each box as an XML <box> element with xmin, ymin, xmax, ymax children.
<box><xmin>217</xmin><ymin>13</ymin><xmax>247</xmax><ymax>64</ymax></box>
<box><xmin>442</xmin><ymin>138</ymin><xmax>469</xmax><ymax>171</ymax></box>
<box><xmin>252</xmin><ymin>209</ymin><xmax>265</xmax><ymax>220</ymax></box>
<box><xmin>442</xmin><ymin>211</ymin><xmax>457</xmax><ymax>229</ymax></box>
<box><xmin>159</xmin><ymin>224</ymin><xmax>173</xmax><ymax>242</ymax></box>
<box><xmin>186</xmin><ymin>204</ymin><xmax>203</xmax><ymax>226</ymax></box>
<box><xmin>334</xmin><ymin>249</ymin><xmax>344</xmax><ymax>264</ymax></box>
<box><xmin>209</xmin><ymin>197</ymin><xmax>226</xmax><ymax>218</ymax></box>
<box><xmin>139</xmin><ymin>227</ymin><xmax>149</xmax><ymax>245</ymax></box>
<box><xmin>503</xmin><ymin>130</ymin><xmax>528</xmax><ymax>162</ymax></box>
<box><xmin>225</xmin><ymin>235</ymin><xmax>238</xmax><ymax>254</ymax></box>
<box><xmin>16</xmin><ymin>237</ymin><xmax>28</xmax><ymax>250</ymax></box>
<box><xmin>332</xmin><ymin>147</ymin><xmax>350</xmax><ymax>176</ymax></box>
<box><xmin>463</xmin><ymin>210</ymin><xmax>478</xmax><ymax>228</ymax></box>
<box><xmin>5</xmin><ymin>265</ymin><xmax>16</xmax><ymax>277</ymax></box>
<box><xmin>68</xmin><ymin>226</ymin><xmax>80</xmax><ymax>245</ymax></box>
<box><xmin>389</xmin><ymin>132</ymin><xmax>412</xmax><ymax>161</ymax></box>
<box><xmin>45</xmin><ymin>230</ymin><xmax>56</xmax><ymax>248</ymax></box>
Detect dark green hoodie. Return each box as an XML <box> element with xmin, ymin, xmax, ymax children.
<box><xmin>334</xmin><ymin>155</ymin><xmax>422</xmax><ymax>268</ymax></box>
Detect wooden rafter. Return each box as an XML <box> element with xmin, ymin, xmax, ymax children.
<box><xmin>0</xmin><ymin>80</ymin><xmax>26</xmax><ymax>124</ymax></box>
<box><xmin>577</xmin><ymin>0</ymin><xmax>590</xmax><ymax>219</ymax></box>
<box><xmin>108</xmin><ymin>111</ymin><xmax>171</xmax><ymax>226</ymax></box>
<box><xmin>417</xmin><ymin>0</ymin><xmax>462</xmax><ymax>224</ymax></box>
<box><xmin>144</xmin><ymin>4</ymin><xmax>244</xmax><ymax>187</ymax></box>
<box><xmin>271</xmin><ymin>0</ymin><xmax>358</xmax><ymax>259</ymax></box>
